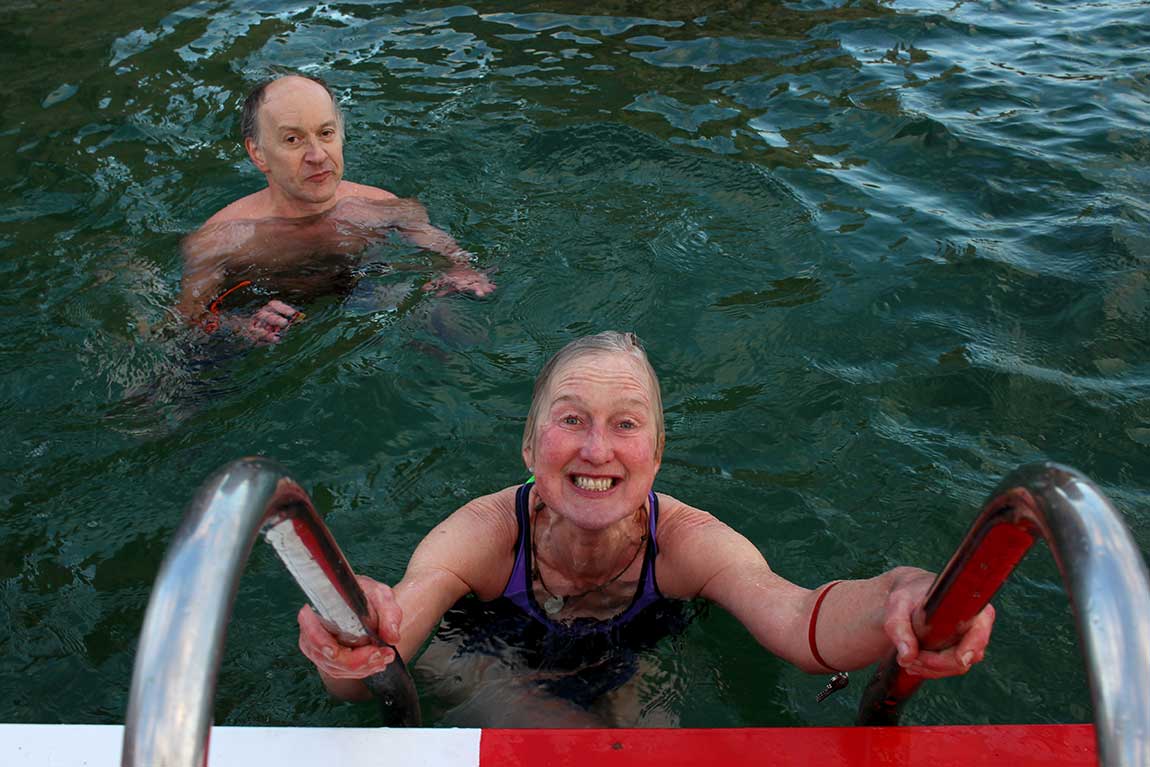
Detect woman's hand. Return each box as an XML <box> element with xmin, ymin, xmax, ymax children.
<box><xmin>882</xmin><ymin>569</ymin><xmax>996</xmax><ymax>679</ymax></box>
<box><xmin>297</xmin><ymin>576</ymin><xmax>404</xmax><ymax>680</ymax></box>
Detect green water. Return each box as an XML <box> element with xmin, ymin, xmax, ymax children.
<box><xmin>2</xmin><ymin>0</ymin><xmax>1147</xmax><ymax>729</ymax></box>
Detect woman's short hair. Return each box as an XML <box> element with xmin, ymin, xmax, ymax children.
<box><xmin>522</xmin><ymin>331</ymin><xmax>665</xmax><ymax>460</ymax></box>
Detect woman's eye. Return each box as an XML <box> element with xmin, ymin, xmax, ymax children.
<box><xmin>618</xmin><ymin>420</ymin><xmax>636</xmax><ymax>430</ymax></box>
<box><xmin>562</xmin><ymin>415</ymin><xmax>580</xmax><ymax>425</ymax></box>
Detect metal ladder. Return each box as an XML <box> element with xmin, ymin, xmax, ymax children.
<box><xmin>857</xmin><ymin>462</ymin><xmax>1150</xmax><ymax>767</ymax></box>
<box><xmin>121</xmin><ymin>459</ymin><xmax>1148</xmax><ymax>766</ymax></box>
<box><xmin>121</xmin><ymin>457</ymin><xmax>420</xmax><ymax>767</ymax></box>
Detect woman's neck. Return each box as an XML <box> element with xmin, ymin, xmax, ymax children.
<box><xmin>532</xmin><ymin>496</ymin><xmax>647</xmax><ymax>582</ymax></box>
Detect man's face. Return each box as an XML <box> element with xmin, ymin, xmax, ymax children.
<box><xmin>246</xmin><ymin>76</ymin><xmax>344</xmax><ymax>213</ymax></box>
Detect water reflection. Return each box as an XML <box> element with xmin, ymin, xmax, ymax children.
<box><xmin>1</xmin><ymin>0</ymin><xmax>1148</xmax><ymax>730</ymax></box>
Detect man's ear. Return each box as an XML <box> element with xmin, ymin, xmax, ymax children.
<box><xmin>245</xmin><ymin>137</ymin><xmax>269</xmax><ymax>173</ymax></box>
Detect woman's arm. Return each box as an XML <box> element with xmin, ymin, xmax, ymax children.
<box><xmin>297</xmin><ymin>487</ymin><xmax>520</xmax><ymax>701</ymax></box>
<box><xmin>656</xmin><ymin>498</ymin><xmax>994</xmax><ymax>676</ymax></box>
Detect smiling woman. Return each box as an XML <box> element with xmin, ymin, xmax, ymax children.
<box><xmin>295</xmin><ymin>331</ymin><xmax>995</xmax><ymax>727</ymax></box>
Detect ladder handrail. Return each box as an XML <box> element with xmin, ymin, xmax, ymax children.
<box><xmin>122</xmin><ymin>457</ymin><xmax>419</xmax><ymax>767</ymax></box>
<box><xmin>856</xmin><ymin>462</ymin><xmax>1150</xmax><ymax>767</ymax></box>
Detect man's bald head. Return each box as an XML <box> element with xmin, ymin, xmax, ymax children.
<box><xmin>240</xmin><ymin>74</ymin><xmax>344</xmax><ymax>147</ymax></box>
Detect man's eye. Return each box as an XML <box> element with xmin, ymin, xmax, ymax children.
<box><xmin>284</xmin><ymin>136</ymin><xmax>299</xmax><ymax>144</ymax></box>
<box><xmin>618</xmin><ymin>420</ymin><xmax>636</xmax><ymax>430</ymax></box>
<box><xmin>321</xmin><ymin>129</ymin><xmax>335</xmax><ymax>138</ymax></box>
<box><xmin>562</xmin><ymin>415</ymin><xmax>580</xmax><ymax>425</ymax></box>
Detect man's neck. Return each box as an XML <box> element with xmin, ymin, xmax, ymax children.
<box><xmin>262</xmin><ymin>183</ymin><xmax>344</xmax><ymax>219</ymax></box>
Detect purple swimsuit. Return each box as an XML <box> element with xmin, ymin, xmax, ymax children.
<box><xmin>501</xmin><ymin>482</ymin><xmax>663</xmax><ymax>633</ymax></box>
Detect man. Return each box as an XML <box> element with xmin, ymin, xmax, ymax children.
<box><xmin>179</xmin><ymin>74</ymin><xmax>495</xmax><ymax>343</ymax></box>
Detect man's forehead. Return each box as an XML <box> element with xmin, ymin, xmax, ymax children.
<box><xmin>260</xmin><ymin>78</ymin><xmax>336</xmax><ymax>123</ymax></box>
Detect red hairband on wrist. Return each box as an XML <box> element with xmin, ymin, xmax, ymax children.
<box><xmin>201</xmin><ymin>279</ymin><xmax>253</xmax><ymax>333</ymax></box>
<box><xmin>808</xmin><ymin>580</ymin><xmax>842</xmax><ymax>672</ymax></box>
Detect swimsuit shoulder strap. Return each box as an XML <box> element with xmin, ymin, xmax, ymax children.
<box><xmin>500</xmin><ymin>483</ymin><xmax>548</xmax><ymax>623</ymax></box>
<box><xmin>607</xmin><ymin>490</ymin><xmax>663</xmax><ymax>627</ymax></box>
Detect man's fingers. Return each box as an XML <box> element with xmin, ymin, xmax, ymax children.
<box><xmin>265</xmin><ymin>300</ymin><xmax>298</xmax><ymax>315</ymax></box>
<box><xmin>255</xmin><ymin>312</ymin><xmax>291</xmax><ymax>330</ymax></box>
<box><xmin>422</xmin><ymin>268</ymin><xmax>497</xmax><ymax>298</ymax></box>
<box><xmin>243</xmin><ymin>299</ymin><xmax>303</xmax><ymax>343</ymax></box>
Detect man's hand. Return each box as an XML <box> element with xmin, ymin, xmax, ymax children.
<box><xmin>422</xmin><ymin>265</ymin><xmax>496</xmax><ymax>298</ymax></box>
<box><xmin>239</xmin><ymin>300</ymin><xmax>305</xmax><ymax>344</ymax></box>
<box><xmin>882</xmin><ymin>571</ymin><xmax>996</xmax><ymax>678</ymax></box>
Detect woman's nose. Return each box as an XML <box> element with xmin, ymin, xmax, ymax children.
<box><xmin>579</xmin><ymin>424</ymin><xmax>612</xmax><ymax>463</ymax></box>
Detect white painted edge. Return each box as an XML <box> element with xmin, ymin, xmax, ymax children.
<box><xmin>0</xmin><ymin>724</ymin><xmax>482</xmax><ymax>767</ymax></box>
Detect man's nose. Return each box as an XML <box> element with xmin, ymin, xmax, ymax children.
<box><xmin>303</xmin><ymin>138</ymin><xmax>325</xmax><ymax>163</ymax></box>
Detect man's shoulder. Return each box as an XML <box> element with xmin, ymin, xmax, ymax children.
<box><xmin>201</xmin><ymin>190</ymin><xmax>270</xmax><ymax>227</ymax></box>
<box><xmin>331</xmin><ymin>184</ymin><xmax>429</xmax><ymax>226</ymax></box>
<box><xmin>337</xmin><ymin>181</ymin><xmax>399</xmax><ymax>202</ymax></box>
<box><xmin>183</xmin><ymin>196</ymin><xmax>264</xmax><ymax>262</ymax></box>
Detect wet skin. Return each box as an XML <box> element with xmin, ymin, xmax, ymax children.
<box><xmin>180</xmin><ymin>76</ymin><xmax>494</xmax><ymax>343</ymax></box>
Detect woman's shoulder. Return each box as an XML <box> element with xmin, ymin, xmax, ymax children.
<box><xmin>653</xmin><ymin>492</ymin><xmax>726</xmax><ymax>540</ymax></box>
<box><xmin>652</xmin><ymin>492</ymin><xmax>759</xmax><ymax>600</ymax></box>
<box><xmin>431</xmin><ymin>485</ymin><xmax>522</xmax><ymax>550</ymax></box>
<box><xmin>410</xmin><ymin>485</ymin><xmax>524</xmax><ymax>601</ymax></box>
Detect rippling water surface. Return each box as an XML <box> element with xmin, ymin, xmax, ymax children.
<box><xmin>2</xmin><ymin>0</ymin><xmax>1148</xmax><ymax>729</ymax></box>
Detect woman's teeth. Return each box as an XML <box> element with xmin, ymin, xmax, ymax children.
<box><xmin>573</xmin><ymin>476</ymin><xmax>614</xmax><ymax>492</ymax></box>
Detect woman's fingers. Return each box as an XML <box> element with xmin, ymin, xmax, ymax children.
<box><xmin>953</xmin><ymin>603</ymin><xmax>995</xmax><ymax>668</ymax></box>
<box><xmin>882</xmin><ymin>583</ymin><xmax>923</xmax><ymax>668</ymax></box>
<box><xmin>357</xmin><ymin>576</ymin><xmax>404</xmax><ymax>646</ymax></box>
<box><xmin>899</xmin><ymin>604</ymin><xmax>996</xmax><ymax>679</ymax></box>
<box><xmin>294</xmin><ymin>575</ymin><xmax>404</xmax><ymax>679</ymax></box>
<box><xmin>296</xmin><ymin>605</ymin><xmax>396</xmax><ymax>679</ymax></box>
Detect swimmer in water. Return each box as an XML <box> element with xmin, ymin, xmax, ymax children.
<box><xmin>296</xmin><ymin>331</ymin><xmax>996</xmax><ymax>726</ymax></box>
<box><xmin>179</xmin><ymin>73</ymin><xmax>495</xmax><ymax>344</ymax></box>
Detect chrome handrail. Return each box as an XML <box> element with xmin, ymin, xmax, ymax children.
<box><xmin>122</xmin><ymin>457</ymin><xmax>420</xmax><ymax>767</ymax></box>
<box><xmin>857</xmin><ymin>462</ymin><xmax>1150</xmax><ymax>767</ymax></box>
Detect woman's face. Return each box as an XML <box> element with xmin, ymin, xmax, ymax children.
<box><xmin>523</xmin><ymin>351</ymin><xmax>662</xmax><ymax>531</ymax></box>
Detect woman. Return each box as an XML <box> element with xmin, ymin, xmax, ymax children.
<box><xmin>298</xmin><ymin>331</ymin><xmax>994</xmax><ymax>723</ymax></box>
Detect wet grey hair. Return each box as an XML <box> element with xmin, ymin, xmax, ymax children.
<box><xmin>240</xmin><ymin>73</ymin><xmax>344</xmax><ymax>146</ymax></box>
<box><xmin>522</xmin><ymin>331</ymin><xmax>665</xmax><ymax>461</ymax></box>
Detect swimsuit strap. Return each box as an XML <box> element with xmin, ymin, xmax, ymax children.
<box><xmin>608</xmin><ymin>491</ymin><xmax>662</xmax><ymax>627</ymax></box>
<box><xmin>499</xmin><ymin>483</ymin><xmax>662</xmax><ymax>632</ymax></box>
<box><xmin>500</xmin><ymin>483</ymin><xmax>540</xmax><ymax>620</ymax></box>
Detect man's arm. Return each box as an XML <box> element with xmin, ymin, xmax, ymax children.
<box><xmin>178</xmin><ymin>226</ymin><xmax>231</xmax><ymax>327</ymax></box>
<box><xmin>334</xmin><ymin>194</ymin><xmax>496</xmax><ymax>297</ymax></box>
<box><xmin>656</xmin><ymin>500</ymin><xmax>994</xmax><ymax>676</ymax></box>
<box><xmin>178</xmin><ymin>221</ymin><xmax>303</xmax><ymax>343</ymax></box>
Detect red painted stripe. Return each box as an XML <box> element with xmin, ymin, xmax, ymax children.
<box><xmin>479</xmin><ymin>725</ymin><xmax>1097</xmax><ymax>767</ymax></box>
